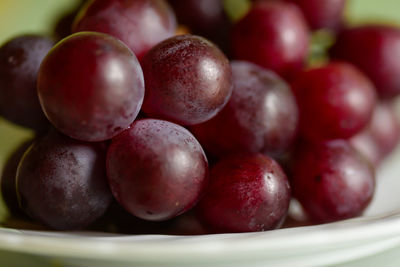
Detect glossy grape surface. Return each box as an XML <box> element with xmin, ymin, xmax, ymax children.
<box><xmin>0</xmin><ymin>35</ymin><xmax>53</xmax><ymax>131</ymax></box>
<box><xmin>191</xmin><ymin>61</ymin><xmax>298</xmax><ymax>158</ymax></box>
<box><xmin>231</xmin><ymin>1</ymin><xmax>310</xmax><ymax>78</ymax></box>
<box><xmin>16</xmin><ymin>129</ymin><xmax>112</xmax><ymax>230</ymax></box>
<box><xmin>291</xmin><ymin>62</ymin><xmax>376</xmax><ymax>141</ymax></box>
<box><xmin>37</xmin><ymin>32</ymin><xmax>144</xmax><ymax>142</ymax></box>
<box><xmin>141</xmin><ymin>35</ymin><xmax>232</xmax><ymax>125</ymax></box>
<box><xmin>331</xmin><ymin>25</ymin><xmax>400</xmax><ymax>98</ymax></box>
<box><xmin>197</xmin><ymin>153</ymin><xmax>291</xmax><ymax>233</ymax></box>
<box><xmin>291</xmin><ymin>140</ymin><xmax>375</xmax><ymax>223</ymax></box>
<box><xmin>107</xmin><ymin>119</ymin><xmax>209</xmax><ymax>221</ymax></box>
<box><xmin>73</xmin><ymin>0</ymin><xmax>176</xmax><ymax>60</ymax></box>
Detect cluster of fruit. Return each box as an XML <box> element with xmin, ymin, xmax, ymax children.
<box><xmin>0</xmin><ymin>0</ymin><xmax>399</xmax><ymax>234</ymax></box>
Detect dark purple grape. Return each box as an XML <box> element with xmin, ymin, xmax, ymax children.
<box><xmin>231</xmin><ymin>1</ymin><xmax>310</xmax><ymax>78</ymax></box>
<box><xmin>141</xmin><ymin>34</ymin><xmax>232</xmax><ymax>126</ymax></box>
<box><xmin>285</xmin><ymin>0</ymin><xmax>347</xmax><ymax>31</ymax></box>
<box><xmin>167</xmin><ymin>0</ymin><xmax>231</xmax><ymax>54</ymax></box>
<box><xmin>331</xmin><ymin>25</ymin><xmax>400</xmax><ymax>98</ymax></box>
<box><xmin>197</xmin><ymin>153</ymin><xmax>291</xmax><ymax>233</ymax></box>
<box><xmin>107</xmin><ymin>119</ymin><xmax>209</xmax><ymax>221</ymax></box>
<box><xmin>73</xmin><ymin>0</ymin><xmax>176</xmax><ymax>61</ymax></box>
<box><xmin>291</xmin><ymin>62</ymin><xmax>377</xmax><ymax>142</ymax></box>
<box><xmin>1</xmin><ymin>139</ymin><xmax>34</xmax><ymax>217</ymax></box>
<box><xmin>0</xmin><ymin>35</ymin><xmax>53</xmax><ymax>131</ymax></box>
<box><xmin>37</xmin><ymin>32</ymin><xmax>144</xmax><ymax>142</ymax></box>
<box><xmin>191</xmin><ymin>60</ymin><xmax>298</xmax><ymax>158</ymax></box>
<box><xmin>291</xmin><ymin>140</ymin><xmax>375</xmax><ymax>223</ymax></box>
<box><xmin>16</xmin><ymin>129</ymin><xmax>112</xmax><ymax>230</ymax></box>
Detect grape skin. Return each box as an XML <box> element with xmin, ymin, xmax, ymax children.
<box><xmin>231</xmin><ymin>1</ymin><xmax>310</xmax><ymax>78</ymax></box>
<box><xmin>291</xmin><ymin>140</ymin><xmax>375</xmax><ymax>223</ymax></box>
<box><xmin>37</xmin><ymin>32</ymin><xmax>145</xmax><ymax>142</ymax></box>
<box><xmin>197</xmin><ymin>153</ymin><xmax>291</xmax><ymax>233</ymax></box>
<box><xmin>16</xmin><ymin>129</ymin><xmax>112</xmax><ymax>230</ymax></box>
<box><xmin>291</xmin><ymin>62</ymin><xmax>377</xmax><ymax>141</ymax></box>
<box><xmin>107</xmin><ymin>119</ymin><xmax>209</xmax><ymax>221</ymax></box>
<box><xmin>191</xmin><ymin>60</ymin><xmax>298</xmax><ymax>159</ymax></box>
<box><xmin>141</xmin><ymin>35</ymin><xmax>232</xmax><ymax>126</ymax></box>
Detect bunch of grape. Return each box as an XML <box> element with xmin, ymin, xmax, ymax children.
<box><xmin>0</xmin><ymin>0</ymin><xmax>399</xmax><ymax>234</ymax></box>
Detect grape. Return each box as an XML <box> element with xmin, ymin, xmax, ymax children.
<box><xmin>291</xmin><ymin>62</ymin><xmax>377</xmax><ymax>141</ymax></box>
<box><xmin>331</xmin><ymin>25</ymin><xmax>400</xmax><ymax>98</ymax></box>
<box><xmin>197</xmin><ymin>153</ymin><xmax>291</xmax><ymax>233</ymax></box>
<box><xmin>0</xmin><ymin>35</ymin><xmax>53</xmax><ymax>132</ymax></box>
<box><xmin>73</xmin><ymin>0</ymin><xmax>176</xmax><ymax>61</ymax></box>
<box><xmin>191</xmin><ymin>60</ymin><xmax>298</xmax><ymax>158</ymax></box>
<box><xmin>231</xmin><ymin>1</ymin><xmax>310</xmax><ymax>78</ymax></box>
<box><xmin>291</xmin><ymin>140</ymin><xmax>375</xmax><ymax>223</ymax></box>
<box><xmin>37</xmin><ymin>32</ymin><xmax>144</xmax><ymax>142</ymax></box>
<box><xmin>167</xmin><ymin>0</ymin><xmax>231</xmax><ymax>54</ymax></box>
<box><xmin>16</xmin><ymin>129</ymin><xmax>112</xmax><ymax>230</ymax></box>
<box><xmin>141</xmin><ymin>34</ymin><xmax>232</xmax><ymax>126</ymax></box>
<box><xmin>285</xmin><ymin>0</ymin><xmax>347</xmax><ymax>31</ymax></box>
<box><xmin>1</xmin><ymin>139</ymin><xmax>33</xmax><ymax>217</ymax></box>
<box><xmin>107</xmin><ymin>119</ymin><xmax>209</xmax><ymax>221</ymax></box>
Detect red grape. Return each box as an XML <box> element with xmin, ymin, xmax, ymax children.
<box><xmin>291</xmin><ymin>62</ymin><xmax>376</xmax><ymax>141</ymax></box>
<box><xmin>191</xmin><ymin>60</ymin><xmax>298</xmax><ymax>158</ymax></box>
<box><xmin>197</xmin><ymin>153</ymin><xmax>291</xmax><ymax>233</ymax></box>
<box><xmin>231</xmin><ymin>1</ymin><xmax>310</xmax><ymax>78</ymax></box>
<box><xmin>73</xmin><ymin>0</ymin><xmax>176</xmax><ymax>61</ymax></box>
<box><xmin>107</xmin><ymin>119</ymin><xmax>209</xmax><ymax>221</ymax></box>
<box><xmin>37</xmin><ymin>32</ymin><xmax>144</xmax><ymax>142</ymax></box>
<box><xmin>16</xmin><ymin>129</ymin><xmax>112</xmax><ymax>230</ymax></box>
<box><xmin>0</xmin><ymin>35</ymin><xmax>53</xmax><ymax>131</ymax></box>
<box><xmin>331</xmin><ymin>25</ymin><xmax>400</xmax><ymax>98</ymax></box>
<box><xmin>291</xmin><ymin>140</ymin><xmax>375</xmax><ymax>223</ymax></box>
<box><xmin>141</xmin><ymin>34</ymin><xmax>232</xmax><ymax>126</ymax></box>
